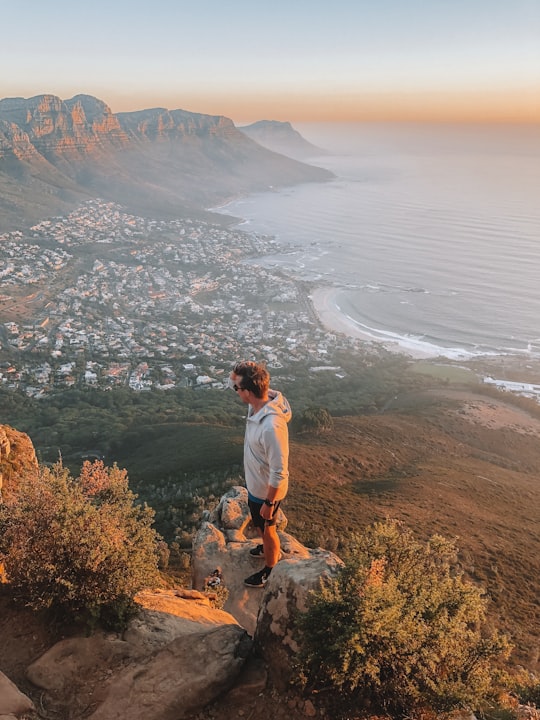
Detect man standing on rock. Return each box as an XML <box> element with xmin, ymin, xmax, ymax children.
<box><xmin>229</xmin><ymin>360</ymin><xmax>292</xmax><ymax>588</ymax></box>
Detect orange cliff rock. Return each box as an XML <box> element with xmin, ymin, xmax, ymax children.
<box><xmin>0</xmin><ymin>424</ymin><xmax>39</xmax><ymax>503</ymax></box>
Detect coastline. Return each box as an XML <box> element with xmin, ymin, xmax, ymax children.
<box><xmin>310</xmin><ymin>286</ymin><xmax>540</xmax><ymax>396</ymax></box>
<box><xmin>310</xmin><ymin>286</ymin><xmax>436</xmax><ymax>359</ymax></box>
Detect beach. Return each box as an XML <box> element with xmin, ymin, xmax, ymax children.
<box><xmin>310</xmin><ymin>285</ymin><xmax>540</xmax><ymax>404</ymax></box>
<box><xmin>310</xmin><ymin>286</ymin><xmax>436</xmax><ymax>359</ymax></box>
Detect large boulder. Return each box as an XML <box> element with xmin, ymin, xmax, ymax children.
<box><xmin>26</xmin><ymin>590</ymin><xmax>252</xmax><ymax>720</ymax></box>
<box><xmin>255</xmin><ymin>552</ymin><xmax>343</xmax><ymax>690</ymax></box>
<box><xmin>26</xmin><ymin>633</ymin><xmax>132</xmax><ymax>695</ymax></box>
<box><xmin>88</xmin><ymin>624</ymin><xmax>251</xmax><ymax>720</ymax></box>
<box><xmin>125</xmin><ymin>588</ymin><xmax>240</xmax><ymax>653</ymax></box>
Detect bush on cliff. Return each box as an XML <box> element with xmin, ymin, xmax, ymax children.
<box><xmin>0</xmin><ymin>460</ymin><xmax>160</xmax><ymax>628</ymax></box>
<box><xmin>294</xmin><ymin>519</ymin><xmax>511</xmax><ymax>715</ymax></box>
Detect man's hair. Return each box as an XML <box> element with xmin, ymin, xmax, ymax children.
<box><xmin>233</xmin><ymin>360</ymin><xmax>270</xmax><ymax>399</ymax></box>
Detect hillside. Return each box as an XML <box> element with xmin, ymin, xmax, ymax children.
<box><xmin>286</xmin><ymin>388</ymin><xmax>540</xmax><ymax>674</ymax></box>
<box><xmin>0</xmin><ymin>94</ymin><xmax>333</xmax><ymax>232</ymax></box>
<box><xmin>1</xmin><ymin>386</ymin><xmax>539</xmax><ymax>719</ymax></box>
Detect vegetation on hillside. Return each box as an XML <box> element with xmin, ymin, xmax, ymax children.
<box><xmin>294</xmin><ymin>519</ymin><xmax>512</xmax><ymax>716</ymax></box>
<box><xmin>0</xmin><ymin>351</ymin><xmax>414</xmax><ymax>467</ymax></box>
<box><xmin>0</xmin><ymin>422</ymin><xmax>538</xmax><ymax>717</ymax></box>
<box><xmin>0</xmin><ymin>460</ymin><xmax>160</xmax><ymax>629</ymax></box>
<box><xmin>3</xmin><ymin>350</ymin><xmax>540</xmax><ymax>546</ymax></box>
<box><xmin>2</xmin><ymin>347</ymin><xmax>539</xmax><ymax>697</ymax></box>
<box><xmin>0</xmin><ymin>351</ymin><xmax>421</xmax><ymax>539</ymax></box>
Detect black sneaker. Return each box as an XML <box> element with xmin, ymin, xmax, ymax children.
<box><xmin>244</xmin><ymin>567</ymin><xmax>271</xmax><ymax>588</ymax></box>
<box><xmin>249</xmin><ymin>544</ymin><xmax>264</xmax><ymax>557</ymax></box>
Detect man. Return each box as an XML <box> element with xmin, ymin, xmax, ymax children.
<box><xmin>229</xmin><ymin>360</ymin><xmax>292</xmax><ymax>588</ymax></box>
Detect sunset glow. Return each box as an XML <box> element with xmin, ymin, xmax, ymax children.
<box><xmin>2</xmin><ymin>0</ymin><xmax>539</xmax><ymax>124</ymax></box>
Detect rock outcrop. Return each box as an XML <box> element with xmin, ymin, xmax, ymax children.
<box><xmin>254</xmin><ymin>553</ymin><xmax>343</xmax><ymax>690</ymax></box>
<box><xmin>191</xmin><ymin>485</ymin><xmax>344</xmax><ymax>685</ymax></box>
<box><xmin>0</xmin><ymin>424</ymin><xmax>39</xmax><ymax>502</ymax></box>
<box><xmin>1</xmin><ymin>446</ymin><xmax>343</xmax><ymax>719</ymax></box>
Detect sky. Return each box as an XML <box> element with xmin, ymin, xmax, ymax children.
<box><xmin>2</xmin><ymin>0</ymin><xmax>539</xmax><ymax>124</ymax></box>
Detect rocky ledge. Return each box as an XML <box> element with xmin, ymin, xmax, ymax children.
<box><xmin>0</xmin><ymin>476</ymin><xmax>342</xmax><ymax>720</ymax></box>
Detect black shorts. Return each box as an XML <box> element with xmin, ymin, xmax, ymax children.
<box><xmin>248</xmin><ymin>497</ymin><xmax>281</xmax><ymax>531</ymax></box>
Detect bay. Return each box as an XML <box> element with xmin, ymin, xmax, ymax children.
<box><xmin>217</xmin><ymin>122</ymin><xmax>540</xmax><ymax>360</ymax></box>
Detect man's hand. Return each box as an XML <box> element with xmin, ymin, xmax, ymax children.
<box><xmin>260</xmin><ymin>502</ymin><xmax>275</xmax><ymax>521</ymax></box>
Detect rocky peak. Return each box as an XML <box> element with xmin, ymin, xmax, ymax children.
<box><xmin>0</xmin><ymin>94</ymin><xmax>63</xmax><ymax>126</ymax></box>
<box><xmin>192</xmin><ymin>485</ymin><xmax>343</xmax><ymax>688</ymax></box>
<box><xmin>0</xmin><ymin>94</ymin><xmax>128</xmax><ymax>158</ymax></box>
<box><xmin>66</xmin><ymin>94</ymin><xmax>127</xmax><ymax>139</ymax></box>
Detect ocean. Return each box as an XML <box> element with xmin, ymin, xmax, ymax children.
<box><xmin>217</xmin><ymin>122</ymin><xmax>540</xmax><ymax>360</ymax></box>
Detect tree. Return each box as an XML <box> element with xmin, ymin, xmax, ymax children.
<box><xmin>294</xmin><ymin>519</ymin><xmax>511</xmax><ymax>715</ymax></box>
<box><xmin>296</xmin><ymin>406</ymin><xmax>334</xmax><ymax>434</ymax></box>
<box><xmin>0</xmin><ymin>460</ymin><xmax>161</xmax><ymax>628</ymax></box>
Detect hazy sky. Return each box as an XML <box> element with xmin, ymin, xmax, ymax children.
<box><xmin>2</xmin><ymin>0</ymin><xmax>539</xmax><ymax>123</ymax></box>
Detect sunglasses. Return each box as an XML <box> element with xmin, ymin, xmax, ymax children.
<box><xmin>228</xmin><ymin>376</ymin><xmax>245</xmax><ymax>392</ymax></box>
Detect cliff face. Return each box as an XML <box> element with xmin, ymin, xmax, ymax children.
<box><xmin>0</xmin><ymin>119</ymin><xmax>44</xmax><ymax>161</ymax></box>
<box><xmin>0</xmin><ymin>425</ymin><xmax>38</xmax><ymax>502</ymax></box>
<box><xmin>117</xmin><ymin>107</ymin><xmax>237</xmax><ymax>141</ymax></box>
<box><xmin>0</xmin><ymin>95</ymin><xmax>234</xmax><ymax>153</ymax></box>
<box><xmin>0</xmin><ymin>94</ymin><xmax>129</xmax><ymax>160</ymax></box>
<box><xmin>0</xmin><ymin>94</ymin><xmax>333</xmax><ymax>230</ymax></box>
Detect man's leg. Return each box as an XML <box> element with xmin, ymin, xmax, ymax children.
<box><xmin>263</xmin><ymin>521</ymin><xmax>281</xmax><ymax>568</ymax></box>
<box><xmin>248</xmin><ymin>498</ymin><xmax>265</xmax><ymax>544</ymax></box>
<box><xmin>244</xmin><ymin>500</ymin><xmax>281</xmax><ymax>587</ymax></box>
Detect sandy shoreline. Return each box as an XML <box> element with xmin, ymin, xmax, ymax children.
<box><xmin>310</xmin><ymin>286</ymin><xmax>540</xmax><ymax>393</ymax></box>
<box><xmin>310</xmin><ymin>286</ymin><xmax>435</xmax><ymax>359</ymax></box>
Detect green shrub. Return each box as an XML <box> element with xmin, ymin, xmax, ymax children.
<box><xmin>0</xmin><ymin>460</ymin><xmax>161</xmax><ymax>628</ymax></box>
<box><xmin>294</xmin><ymin>519</ymin><xmax>511</xmax><ymax>715</ymax></box>
<box><xmin>295</xmin><ymin>406</ymin><xmax>334</xmax><ymax>434</ymax></box>
<box><xmin>511</xmin><ymin>675</ymin><xmax>540</xmax><ymax>708</ymax></box>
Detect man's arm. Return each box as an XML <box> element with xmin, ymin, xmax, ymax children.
<box><xmin>263</xmin><ymin>418</ymin><xmax>289</xmax><ymax>492</ymax></box>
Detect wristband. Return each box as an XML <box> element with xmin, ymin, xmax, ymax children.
<box><xmin>264</xmin><ymin>499</ymin><xmax>275</xmax><ymax>507</ymax></box>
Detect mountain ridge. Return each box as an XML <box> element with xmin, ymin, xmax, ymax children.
<box><xmin>0</xmin><ymin>94</ymin><xmax>333</xmax><ymax>232</ymax></box>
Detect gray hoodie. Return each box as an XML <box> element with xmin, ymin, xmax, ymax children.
<box><xmin>244</xmin><ymin>389</ymin><xmax>292</xmax><ymax>501</ymax></box>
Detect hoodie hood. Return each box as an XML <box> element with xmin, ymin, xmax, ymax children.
<box><xmin>247</xmin><ymin>389</ymin><xmax>292</xmax><ymax>424</ymax></box>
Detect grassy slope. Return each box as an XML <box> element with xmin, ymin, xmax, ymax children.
<box><xmin>1</xmin><ymin>386</ymin><xmax>539</xmax><ymax>720</ymax></box>
<box><xmin>285</xmin><ymin>391</ymin><xmax>540</xmax><ymax>673</ymax></box>
<box><xmin>1</xmin><ymin>383</ymin><xmax>538</xmax><ymax>681</ymax></box>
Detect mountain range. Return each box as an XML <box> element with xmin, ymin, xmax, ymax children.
<box><xmin>0</xmin><ymin>94</ymin><xmax>333</xmax><ymax>232</ymax></box>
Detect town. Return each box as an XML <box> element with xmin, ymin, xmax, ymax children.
<box><xmin>0</xmin><ymin>199</ymin><xmax>366</xmax><ymax>397</ymax></box>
